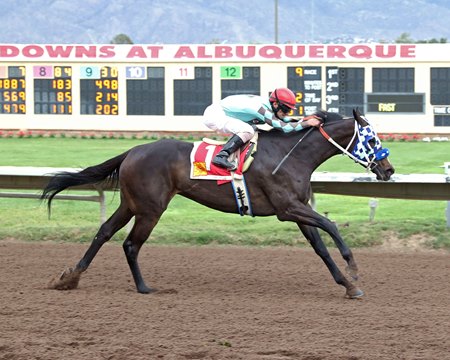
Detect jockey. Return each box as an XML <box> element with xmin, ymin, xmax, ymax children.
<box><xmin>203</xmin><ymin>87</ymin><xmax>322</xmax><ymax>171</ymax></box>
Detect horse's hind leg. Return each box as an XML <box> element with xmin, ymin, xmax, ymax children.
<box><xmin>122</xmin><ymin>214</ymin><xmax>162</xmax><ymax>294</ymax></box>
<box><xmin>298</xmin><ymin>224</ymin><xmax>363</xmax><ymax>299</ymax></box>
<box><xmin>48</xmin><ymin>203</ymin><xmax>133</xmax><ymax>290</ymax></box>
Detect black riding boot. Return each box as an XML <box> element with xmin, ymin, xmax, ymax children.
<box><xmin>212</xmin><ymin>135</ymin><xmax>245</xmax><ymax>171</ymax></box>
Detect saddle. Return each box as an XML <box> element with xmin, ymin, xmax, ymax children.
<box><xmin>190</xmin><ymin>133</ymin><xmax>258</xmax><ymax>183</ymax></box>
<box><xmin>189</xmin><ymin>133</ymin><xmax>258</xmax><ymax>216</ymax></box>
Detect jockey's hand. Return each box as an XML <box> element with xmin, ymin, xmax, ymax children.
<box><xmin>302</xmin><ymin>115</ymin><xmax>322</xmax><ymax>128</ymax></box>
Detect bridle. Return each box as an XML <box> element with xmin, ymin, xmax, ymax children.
<box><xmin>318</xmin><ymin>119</ymin><xmax>389</xmax><ymax>170</ymax></box>
<box><xmin>271</xmin><ymin>115</ymin><xmax>390</xmax><ymax>175</ymax></box>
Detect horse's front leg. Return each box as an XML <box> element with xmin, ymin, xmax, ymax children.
<box><xmin>298</xmin><ymin>224</ymin><xmax>363</xmax><ymax>299</ymax></box>
<box><xmin>277</xmin><ymin>202</ymin><xmax>363</xmax><ymax>298</ymax></box>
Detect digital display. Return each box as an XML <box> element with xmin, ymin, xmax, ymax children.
<box><xmin>34</xmin><ymin>65</ymin><xmax>72</xmax><ymax>114</ymax></box>
<box><xmin>326</xmin><ymin>67</ymin><xmax>364</xmax><ymax>117</ymax></box>
<box><xmin>80</xmin><ymin>66</ymin><xmax>118</xmax><ymax>115</ymax></box>
<box><xmin>288</xmin><ymin>66</ymin><xmax>322</xmax><ymax>116</ymax></box>
<box><xmin>126</xmin><ymin>66</ymin><xmax>165</xmax><ymax>115</ymax></box>
<box><xmin>372</xmin><ymin>68</ymin><xmax>414</xmax><ymax>93</ymax></box>
<box><xmin>430</xmin><ymin>68</ymin><xmax>450</xmax><ymax>105</ymax></box>
<box><xmin>366</xmin><ymin>93</ymin><xmax>425</xmax><ymax>113</ymax></box>
<box><xmin>0</xmin><ymin>65</ymin><xmax>26</xmax><ymax>114</ymax></box>
<box><xmin>174</xmin><ymin>67</ymin><xmax>212</xmax><ymax>115</ymax></box>
<box><xmin>221</xmin><ymin>66</ymin><xmax>260</xmax><ymax>98</ymax></box>
<box><xmin>325</xmin><ymin>67</ymin><xmax>339</xmax><ymax>113</ymax></box>
<box><xmin>434</xmin><ymin>115</ymin><xmax>450</xmax><ymax>126</ymax></box>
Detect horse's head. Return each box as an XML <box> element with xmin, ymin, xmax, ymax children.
<box><xmin>351</xmin><ymin>108</ymin><xmax>395</xmax><ymax>181</ymax></box>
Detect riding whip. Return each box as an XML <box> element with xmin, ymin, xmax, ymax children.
<box><xmin>272</xmin><ymin>126</ymin><xmax>315</xmax><ymax>175</ymax></box>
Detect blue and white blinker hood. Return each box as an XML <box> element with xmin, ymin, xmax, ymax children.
<box><xmin>351</xmin><ymin>118</ymin><xmax>390</xmax><ymax>165</ymax></box>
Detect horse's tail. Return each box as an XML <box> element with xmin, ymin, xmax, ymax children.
<box><xmin>41</xmin><ymin>150</ymin><xmax>130</xmax><ymax>213</ymax></box>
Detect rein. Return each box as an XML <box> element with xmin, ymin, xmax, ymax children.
<box><xmin>271</xmin><ymin>126</ymin><xmax>315</xmax><ymax>175</ymax></box>
<box><xmin>318</xmin><ymin>122</ymin><xmax>375</xmax><ymax>169</ymax></box>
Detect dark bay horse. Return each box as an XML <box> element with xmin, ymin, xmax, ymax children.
<box><xmin>42</xmin><ymin>108</ymin><xmax>394</xmax><ymax>298</ymax></box>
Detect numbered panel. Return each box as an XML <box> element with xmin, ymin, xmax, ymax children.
<box><xmin>80</xmin><ymin>66</ymin><xmax>119</xmax><ymax>115</ymax></box>
<box><xmin>0</xmin><ymin>65</ymin><xmax>26</xmax><ymax>114</ymax></box>
<box><xmin>326</xmin><ymin>67</ymin><xmax>364</xmax><ymax>117</ymax></box>
<box><xmin>325</xmin><ymin>67</ymin><xmax>339</xmax><ymax>113</ymax></box>
<box><xmin>174</xmin><ymin>67</ymin><xmax>212</xmax><ymax>115</ymax></box>
<box><xmin>288</xmin><ymin>66</ymin><xmax>322</xmax><ymax>116</ymax></box>
<box><xmin>34</xmin><ymin>65</ymin><xmax>72</xmax><ymax>114</ymax></box>
<box><xmin>220</xmin><ymin>66</ymin><xmax>260</xmax><ymax>98</ymax></box>
<box><xmin>172</xmin><ymin>65</ymin><xmax>195</xmax><ymax>80</ymax></box>
<box><xmin>126</xmin><ymin>66</ymin><xmax>165</xmax><ymax>115</ymax></box>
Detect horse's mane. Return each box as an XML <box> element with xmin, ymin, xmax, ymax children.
<box><xmin>320</xmin><ymin>111</ymin><xmax>345</xmax><ymax>122</ymax></box>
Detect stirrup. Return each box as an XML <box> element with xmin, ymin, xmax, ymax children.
<box><xmin>212</xmin><ymin>155</ymin><xmax>237</xmax><ymax>170</ymax></box>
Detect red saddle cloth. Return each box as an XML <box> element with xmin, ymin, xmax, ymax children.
<box><xmin>190</xmin><ymin>140</ymin><xmax>250</xmax><ymax>184</ymax></box>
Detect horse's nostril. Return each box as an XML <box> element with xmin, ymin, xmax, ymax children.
<box><xmin>386</xmin><ymin>168</ymin><xmax>395</xmax><ymax>178</ymax></box>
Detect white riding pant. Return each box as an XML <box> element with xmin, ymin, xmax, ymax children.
<box><xmin>203</xmin><ymin>103</ymin><xmax>255</xmax><ymax>143</ymax></box>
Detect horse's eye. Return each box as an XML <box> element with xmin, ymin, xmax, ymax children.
<box><xmin>368</xmin><ymin>138</ymin><xmax>376</xmax><ymax>147</ymax></box>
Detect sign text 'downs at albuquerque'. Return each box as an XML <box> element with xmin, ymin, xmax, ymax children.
<box><xmin>0</xmin><ymin>44</ymin><xmax>420</xmax><ymax>62</ymax></box>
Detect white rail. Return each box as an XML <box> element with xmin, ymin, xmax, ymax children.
<box><xmin>0</xmin><ymin>166</ymin><xmax>449</xmax><ymax>225</ymax></box>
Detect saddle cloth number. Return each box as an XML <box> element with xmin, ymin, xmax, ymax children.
<box><xmin>190</xmin><ymin>141</ymin><xmax>245</xmax><ymax>181</ymax></box>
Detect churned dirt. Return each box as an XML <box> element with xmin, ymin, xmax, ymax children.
<box><xmin>0</xmin><ymin>241</ymin><xmax>449</xmax><ymax>360</ymax></box>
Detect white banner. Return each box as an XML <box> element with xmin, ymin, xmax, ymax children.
<box><xmin>1</xmin><ymin>43</ymin><xmax>449</xmax><ymax>63</ymax></box>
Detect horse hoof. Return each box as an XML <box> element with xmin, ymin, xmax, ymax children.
<box><xmin>346</xmin><ymin>288</ymin><xmax>364</xmax><ymax>299</ymax></box>
<box><xmin>137</xmin><ymin>286</ymin><xmax>156</xmax><ymax>294</ymax></box>
<box><xmin>48</xmin><ymin>267</ymin><xmax>81</xmax><ymax>290</ymax></box>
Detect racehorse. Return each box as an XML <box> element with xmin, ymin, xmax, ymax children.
<box><xmin>42</xmin><ymin>108</ymin><xmax>394</xmax><ymax>298</ymax></box>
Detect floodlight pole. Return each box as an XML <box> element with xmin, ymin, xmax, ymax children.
<box><xmin>274</xmin><ymin>0</ymin><xmax>279</xmax><ymax>44</ymax></box>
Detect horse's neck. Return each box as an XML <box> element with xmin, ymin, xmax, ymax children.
<box><xmin>258</xmin><ymin>130</ymin><xmax>325</xmax><ymax>174</ymax></box>
<box><xmin>303</xmin><ymin>119</ymin><xmax>356</xmax><ymax>171</ymax></box>
<box><xmin>317</xmin><ymin>119</ymin><xmax>357</xmax><ymax>163</ymax></box>
<box><xmin>257</xmin><ymin>120</ymin><xmax>356</xmax><ymax>172</ymax></box>
<box><xmin>332</xmin><ymin>118</ymin><xmax>357</xmax><ymax>149</ymax></box>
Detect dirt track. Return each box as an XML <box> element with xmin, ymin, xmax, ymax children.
<box><xmin>0</xmin><ymin>241</ymin><xmax>449</xmax><ymax>360</ymax></box>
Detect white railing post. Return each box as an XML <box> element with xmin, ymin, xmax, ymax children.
<box><xmin>444</xmin><ymin>162</ymin><xmax>450</xmax><ymax>228</ymax></box>
<box><xmin>369</xmin><ymin>198</ymin><xmax>378</xmax><ymax>222</ymax></box>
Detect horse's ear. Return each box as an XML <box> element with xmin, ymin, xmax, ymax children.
<box><xmin>353</xmin><ymin>107</ymin><xmax>369</xmax><ymax>127</ymax></box>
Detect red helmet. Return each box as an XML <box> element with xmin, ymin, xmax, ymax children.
<box><xmin>269</xmin><ymin>88</ymin><xmax>296</xmax><ymax>110</ymax></box>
